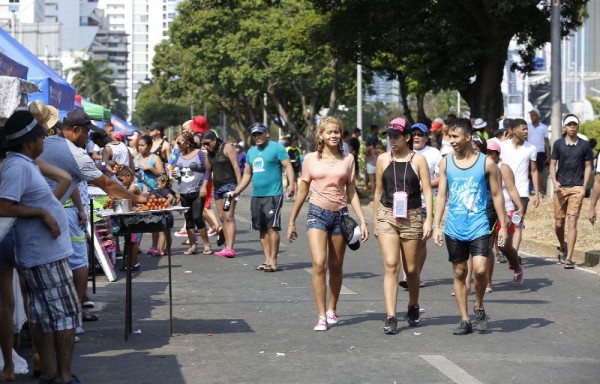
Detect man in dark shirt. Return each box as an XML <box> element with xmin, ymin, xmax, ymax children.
<box><xmin>549</xmin><ymin>114</ymin><xmax>593</xmax><ymax>269</ymax></box>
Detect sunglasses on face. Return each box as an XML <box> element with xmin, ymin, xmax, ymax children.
<box><xmin>412</xmin><ymin>131</ymin><xmax>426</xmax><ymax>137</ymax></box>
<box><xmin>251</xmin><ymin>132</ymin><xmax>265</xmax><ymax>137</ymax></box>
<box><xmin>201</xmin><ymin>141</ymin><xmax>211</xmax><ymax>146</ymax></box>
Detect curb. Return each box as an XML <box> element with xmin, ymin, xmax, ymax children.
<box><xmin>521</xmin><ymin>237</ymin><xmax>600</xmax><ymax>267</ymax></box>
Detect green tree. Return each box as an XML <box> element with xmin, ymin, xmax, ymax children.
<box><xmin>68</xmin><ymin>57</ymin><xmax>126</xmax><ymax>116</ymax></box>
<box><xmin>151</xmin><ymin>0</ymin><xmax>356</xmax><ymax>148</ymax></box>
<box><xmin>133</xmin><ymin>82</ymin><xmax>191</xmax><ymax>128</ymax></box>
<box><xmin>312</xmin><ymin>0</ymin><xmax>588</xmax><ymax>132</ymax></box>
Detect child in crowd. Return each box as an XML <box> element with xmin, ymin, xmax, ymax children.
<box><xmin>116</xmin><ymin>170</ymin><xmax>141</xmax><ymax>271</ymax></box>
<box><xmin>156</xmin><ymin>174</ymin><xmax>177</xmax><ymax>256</ymax></box>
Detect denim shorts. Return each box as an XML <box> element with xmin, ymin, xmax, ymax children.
<box><xmin>214</xmin><ymin>182</ymin><xmax>237</xmax><ymax>200</ymax></box>
<box><xmin>306</xmin><ymin>203</ymin><xmax>348</xmax><ymax>235</ymax></box>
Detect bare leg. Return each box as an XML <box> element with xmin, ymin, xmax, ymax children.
<box><xmin>566</xmin><ymin>215</ymin><xmax>578</xmax><ymax>261</ymax></box>
<box><xmin>203</xmin><ymin>207</ymin><xmax>219</xmax><ymax>230</ymax></box>
<box><xmin>327</xmin><ymin>235</ymin><xmax>346</xmax><ymax>313</ymax></box>
<box><xmin>0</xmin><ymin>266</ymin><xmax>15</xmax><ymax>381</ymax></box>
<box><xmin>72</xmin><ymin>267</ymin><xmax>88</xmax><ymax>303</ymax></box>
<box><xmin>472</xmin><ymin>255</ymin><xmax>488</xmax><ymax>311</ymax></box>
<box><xmin>54</xmin><ymin>329</ymin><xmax>76</xmax><ymax>383</ymax></box>
<box><xmin>267</xmin><ymin>229</ymin><xmax>280</xmax><ymax>267</ymax></box>
<box><xmin>216</xmin><ymin>199</ymin><xmax>237</xmax><ymax>250</ymax></box>
<box><xmin>452</xmin><ymin>261</ymin><xmax>470</xmax><ymax>321</ymax></box>
<box><xmin>259</xmin><ymin>230</ymin><xmax>270</xmax><ymax>265</ymax></box>
<box><xmin>307</xmin><ymin>229</ymin><xmax>329</xmax><ymax>317</ymax></box>
<box><xmin>30</xmin><ymin>324</ymin><xmax>57</xmax><ymax>381</ymax></box>
<box><xmin>157</xmin><ymin>231</ymin><xmax>166</xmax><ymax>253</ymax></box>
<box><xmin>379</xmin><ymin>235</ymin><xmax>401</xmax><ymax>316</ymax></box>
<box><xmin>400</xmin><ymin>239</ymin><xmax>421</xmax><ymax>307</ymax></box>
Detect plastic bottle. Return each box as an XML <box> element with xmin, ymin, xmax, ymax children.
<box><xmin>223</xmin><ymin>192</ymin><xmax>233</xmax><ymax>212</ymax></box>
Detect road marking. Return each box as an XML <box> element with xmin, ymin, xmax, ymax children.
<box><xmin>304</xmin><ymin>268</ymin><xmax>356</xmax><ymax>294</ymax></box>
<box><xmin>420</xmin><ymin>355</ymin><xmax>482</xmax><ymax>384</ymax></box>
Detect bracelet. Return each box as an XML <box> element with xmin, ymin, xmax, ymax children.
<box><xmin>289</xmin><ymin>224</ymin><xmax>295</xmax><ymax>227</ymax></box>
<box><xmin>361</xmin><ymin>220</ymin><xmax>367</xmax><ymax>224</ymax></box>
<box><xmin>433</xmin><ymin>225</ymin><xmax>440</xmax><ymax>229</ymax></box>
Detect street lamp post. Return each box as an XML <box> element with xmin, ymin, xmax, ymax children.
<box><xmin>550</xmin><ymin>0</ymin><xmax>562</xmax><ymax>197</ymax></box>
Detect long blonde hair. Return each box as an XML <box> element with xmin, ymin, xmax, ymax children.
<box><xmin>316</xmin><ymin>117</ymin><xmax>344</xmax><ymax>158</ymax></box>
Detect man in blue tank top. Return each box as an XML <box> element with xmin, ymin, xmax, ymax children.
<box><xmin>433</xmin><ymin>118</ymin><xmax>508</xmax><ymax>335</ymax></box>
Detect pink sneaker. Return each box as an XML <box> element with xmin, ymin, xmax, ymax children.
<box><xmin>214</xmin><ymin>248</ymin><xmax>236</xmax><ymax>258</ymax></box>
<box><xmin>326</xmin><ymin>310</ymin><xmax>338</xmax><ymax>325</ymax></box>
<box><xmin>513</xmin><ymin>267</ymin><xmax>524</xmax><ymax>287</ymax></box>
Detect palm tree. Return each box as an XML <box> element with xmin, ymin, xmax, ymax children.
<box><xmin>68</xmin><ymin>57</ymin><xmax>123</xmax><ymax>112</ymax></box>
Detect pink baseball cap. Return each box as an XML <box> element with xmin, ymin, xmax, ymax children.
<box><xmin>486</xmin><ymin>138</ymin><xmax>501</xmax><ymax>153</ymax></box>
<box><xmin>384</xmin><ymin>117</ymin><xmax>407</xmax><ymax>135</ymax></box>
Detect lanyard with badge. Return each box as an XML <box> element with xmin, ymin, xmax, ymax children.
<box><xmin>392</xmin><ymin>152</ymin><xmax>412</xmax><ymax>218</ymax></box>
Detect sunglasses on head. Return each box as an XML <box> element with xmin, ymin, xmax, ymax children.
<box><xmin>472</xmin><ymin>134</ymin><xmax>483</xmax><ymax>144</ymax></box>
<box><xmin>386</xmin><ymin>123</ymin><xmax>405</xmax><ymax>131</ymax></box>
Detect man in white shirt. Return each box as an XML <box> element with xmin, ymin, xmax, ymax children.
<box><xmin>500</xmin><ymin>118</ymin><xmax>540</xmax><ymax>253</ymax></box>
<box><xmin>527</xmin><ymin>108</ymin><xmax>550</xmax><ymax>194</ymax></box>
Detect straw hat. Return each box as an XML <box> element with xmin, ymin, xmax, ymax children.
<box><xmin>29</xmin><ymin>100</ymin><xmax>59</xmax><ymax>130</ymax></box>
<box><xmin>182</xmin><ymin>119</ymin><xmax>192</xmax><ymax>131</ymax></box>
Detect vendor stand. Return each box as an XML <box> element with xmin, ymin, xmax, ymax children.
<box><xmin>98</xmin><ymin>207</ymin><xmax>188</xmax><ymax>341</ymax></box>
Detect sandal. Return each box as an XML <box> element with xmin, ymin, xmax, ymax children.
<box><xmin>82</xmin><ymin>311</ymin><xmax>100</xmax><ymax>322</ymax></box>
<box><xmin>263</xmin><ymin>265</ymin><xmax>281</xmax><ymax>272</ymax></box>
<box><xmin>557</xmin><ymin>245</ymin><xmax>566</xmax><ymax>264</ymax></box>
<box><xmin>255</xmin><ymin>263</ymin><xmax>269</xmax><ymax>271</ymax></box>
<box><xmin>564</xmin><ymin>259</ymin><xmax>575</xmax><ymax>269</ymax></box>
<box><xmin>202</xmin><ymin>247</ymin><xmax>212</xmax><ymax>255</ymax></box>
<box><xmin>184</xmin><ymin>246</ymin><xmax>198</xmax><ymax>255</ymax></box>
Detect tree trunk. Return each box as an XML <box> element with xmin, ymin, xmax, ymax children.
<box><xmin>398</xmin><ymin>71</ymin><xmax>415</xmax><ymax>125</ymax></box>
<box><xmin>416</xmin><ymin>91</ymin><xmax>430</xmax><ymax>126</ymax></box>
<box><xmin>461</xmin><ymin>54</ymin><xmax>506</xmax><ymax>135</ymax></box>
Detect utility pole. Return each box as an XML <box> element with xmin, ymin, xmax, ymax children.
<box><xmin>550</xmin><ymin>0</ymin><xmax>562</xmax><ymax>197</ymax></box>
<box><xmin>356</xmin><ymin>64</ymin><xmax>362</xmax><ymax>130</ymax></box>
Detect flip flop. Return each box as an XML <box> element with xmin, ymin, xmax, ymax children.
<box><xmin>255</xmin><ymin>263</ymin><xmax>269</xmax><ymax>271</ymax></box>
<box><xmin>184</xmin><ymin>249</ymin><xmax>199</xmax><ymax>255</ymax></box>
<box><xmin>202</xmin><ymin>248</ymin><xmax>213</xmax><ymax>255</ymax></box>
<box><xmin>263</xmin><ymin>265</ymin><xmax>281</xmax><ymax>272</ymax></box>
<box><xmin>216</xmin><ymin>227</ymin><xmax>225</xmax><ymax>246</ymax></box>
<box><xmin>82</xmin><ymin>312</ymin><xmax>100</xmax><ymax>322</ymax></box>
<box><xmin>564</xmin><ymin>259</ymin><xmax>575</xmax><ymax>269</ymax></box>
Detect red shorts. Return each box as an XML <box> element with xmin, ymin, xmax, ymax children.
<box><xmin>495</xmin><ymin>210</ymin><xmax>517</xmax><ymax>235</ymax></box>
<box><xmin>204</xmin><ymin>180</ymin><xmax>213</xmax><ymax>209</ymax></box>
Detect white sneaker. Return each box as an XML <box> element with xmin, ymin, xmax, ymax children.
<box><xmin>76</xmin><ymin>326</ymin><xmax>85</xmax><ymax>335</ymax></box>
<box><xmin>174</xmin><ymin>228</ymin><xmax>187</xmax><ymax>237</ymax></box>
<box><xmin>314</xmin><ymin>316</ymin><xmax>328</xmax><ymax>331</ymax></box>
<box><xmin>207</xmin><ymin>228</ymin><xmax>217</xmax><ymax>237</ymax></box>
<box><xmin>326</xmin><ymin>310</ymin><xmax>338</xmax><ymax>325</ymax></box>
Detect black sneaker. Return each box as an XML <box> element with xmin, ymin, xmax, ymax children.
<box><xmin>399</xmin><ymin>280</ymin><xmax>408</xmax><ymax>289</ymax></box>
<box><xmin>473</xmin><ymin>308</ymin><xmax>487</xmax><ymax>333</ymax></box>
<box><xmin>383</xmin><ymin>316</ymin><xmax>398</xmax><ymax>334</ymax></box>
<box><xmin>452</xmin><ymin>320</ymin><xmax>473</xmax><ymax>335</ymax></box>
<box><xmin>406</xmin><ymin>305</ymin><xmax>421</xmax><ymax>326</ymax></box>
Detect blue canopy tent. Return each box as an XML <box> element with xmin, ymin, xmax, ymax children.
<box><xmin>0</xmin><ymin>27</ymin><xmax>75</xmax><ymax>112</ymax></box>
<box><xmin>0</xmin><ymin>50</ymin><xmax>27</xmax><ymax>79</ymax></box>
<box><xmin>111</xmin><ymin>114</ymin><xmax>139</xmax><ymax>135</ymax></box>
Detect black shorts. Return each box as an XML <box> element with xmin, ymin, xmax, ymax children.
<box><xmin>251</xmin><ymin>195</ymin><xmax>284</xmax><ymax>231</ymax></box>
<box><xmin>486</xmin><ymin>205</ymin><xmax>498</xmax><ymax>233</ymax></box>
<box><xmin>520</xmin><ymin>196</ymin><xmax>530</xmax><ymax>216</ymax></box>
<box><xmin>445</xmin><ymin>234</ymin><xmax>490</xmax><ymax>263</ymax></box>
<box><xmin>535</xmin><ymin>152</ymin><xmax>546</xmax><ymax>173</ymax></box>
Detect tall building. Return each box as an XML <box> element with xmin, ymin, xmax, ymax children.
<box><xmin>364</xmin><ymin>75</ymin><xmax>400</xmax><ymax>104</ymax></box>
<box><xmin>98</xmin><ymin>0</ymin><xmax>183</xmax><ymax>121</ymax></box>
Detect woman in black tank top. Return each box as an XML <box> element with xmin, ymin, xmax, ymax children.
<box><xmin>202</xmin><ymin>130</ymin><xmax>242</xmax><ymax>257</ymax></box>
<box><xmin>372</xmin><ymin>119</ymin><xmax>434</xmax><ymax>334</ymax></box>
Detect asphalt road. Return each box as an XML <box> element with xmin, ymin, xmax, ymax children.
<box><xmin>16</xmin><ymin>194</ymin><xmax>600</xmax><ymax>383</ymax></box>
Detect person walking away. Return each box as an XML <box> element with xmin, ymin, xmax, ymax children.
<box><xmin>203</xmin><ymin>130</ymin><xmax>242</xmax><ymax>257</ymax></box>
<box><xmin>0</xmin><ymin>110</ymin><xmax>83</xmax><ymax>384</ymax></box>
<box><xmin>550</xmin><ymin>114</ymin><xmax>593</xmax><ymax>268</ymax></box>
<box><xmin>373</xmin><ymin>118</ymin><xmax>433</xmax><ymax>334</ymax></box>
<box><xmin>500</xmin><ymin>118</ymin><xmax>540</xmax><ymax>258</ymax></box>
<box><xmin>287</xmin><ymin>117</ymin><xmax>368</xmax><ymax>331</ymax></box>
<box><xmin>433</xmin><ymin>118</ymin><xmax>508</xmax><ymax>335</ymax></box>
<box><xmin>232</xmin><ymin>123</ymin><xmax>296</xmax><ymax>272</ymax></box>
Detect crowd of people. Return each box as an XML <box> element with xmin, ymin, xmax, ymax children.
<box><xmin>0</xmin><ymin>102</ymin><xmax>599</xmax><ymax>382</ymax></box>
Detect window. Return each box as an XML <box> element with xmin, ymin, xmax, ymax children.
<box><xmin>9</xmin><ymin>0</ymin><xmax>20</xmax><ymax>3</ymax></box>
